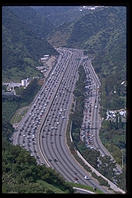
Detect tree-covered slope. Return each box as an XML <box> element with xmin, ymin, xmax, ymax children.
<box><xmin>2</xmin><ymin>7</ymin><xmax>58</xmax><ymax>81</ymax></box>
<box><xmin>49</xmin><ymin>6</ymin><xmax>126</xmax><ymax>112</ymax></box>
<box><xmin>67</xmin><ymin>7</ymin><xmax>126</xmax><ymax>48</ymax></box>
<box><xmin>32</xmin><ymin>6</ymin><xmax>82</xmax><ymax>27</ymax></box>
<box><xmin>8</xmin><ymin>6</ymin><xmax>54</xmax><ymax>38</ymax></box>
<box><xmin>2</xmin><ymin>119</ymin><xmax>74</xmax><ymax>193</ymax></box>
<box><xmin>48</xmin><ymin>22</ymin><xmax>74</xmax><ymax>47</ymax></box>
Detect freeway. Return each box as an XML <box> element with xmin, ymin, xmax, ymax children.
<box><xmin>12</xmin><ymin>47</ymin><xmax>115</xmax><ymax>193</ymax></box>
<box><xmin>84</xmin><ymin>57</ymin><xmax>122</xmax><ymax>170</ymax></box>
<box><xmin>75</xmin><ymin>56</ymin><xmax>125</xmax><ymax>192</ymax></box>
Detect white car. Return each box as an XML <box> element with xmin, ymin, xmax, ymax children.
<box><xmin>84</xmin><ymin>176</ymin><xmax>90</xmax><ymax>180</ymax></box>
<box><xmin>90</xmin><ymin>147</ymin><xmax>94</xmax><ymax>149</ymax></box>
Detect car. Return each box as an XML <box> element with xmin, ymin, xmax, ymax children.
<box><xmin>84</xmin><ymin>176</ymin><xmax>89</xmax><ymax>180</ymax></box>
<box><xmin>74</xmin><ymin>177</ymin><xmax>78</xmax><ymax>183</ymax></box>
<box><xmin>90</xmin><ymin>144</ymin><xmax>94</xmax><ymax>148</ymax></box>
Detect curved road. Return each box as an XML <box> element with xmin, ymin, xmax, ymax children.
<box><xmin>82</xmin><ymin>58</ymin><xmax>122</xmax><ymax>174</ymax></box>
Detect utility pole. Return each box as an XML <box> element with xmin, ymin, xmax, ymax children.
<box><xmin>121</xmin><ymin>150</ymin><xmax>123</xmax><ymax>169</ymax></box>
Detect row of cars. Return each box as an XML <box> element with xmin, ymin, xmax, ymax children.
<box><xmin>15</xmin><ymin>49</ymin><xmax>73</xmax><ymax>164</ymax></box>
<box><xmin>80</xmin><ymin>61</ymin><xmax>98</xmax><ymax>149</ymax></box>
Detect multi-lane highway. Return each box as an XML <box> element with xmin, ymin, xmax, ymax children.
<box><xmin>80</xmin><ymin>58</ymin><xmax>122</xmax><ymax>175</ymax></box>
<box><xmin>12</xmin><ymin>47</ymin><xmax>121</xmax><ymax>193</ymax></box>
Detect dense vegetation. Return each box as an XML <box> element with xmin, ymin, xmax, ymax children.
<box><xmin>9</xmin><ymin>6</ymin><xmax>54</xmax><ymax>38</ymax></box>
<box><xmin>2</xmin><ymin>79</ymin><xmax>41</xmax><ymax>122</ymax></box>
<box><xmin>100</xmin><ymin>119</ymin><xmax>126</xmax><ymax>166</ymax></box>
<box><xmin>2</xmin><ymin>6</ymin><xmax>58</xmax><ymax>81</ymax></box>
<box><xmin>71</xmin><ymin>65</ymin><xmax>86</xmax><ymax>142</ymax></box>
<box><xmin>48</xmin><ymin>22</ymin><xmax>74</xmax><ymax>48</ymax></box>
<box><xmin>32</xmin><ymin>6</ymin><xmax>82</xmax><ymax>27</ymax></box>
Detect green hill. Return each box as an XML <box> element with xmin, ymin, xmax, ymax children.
<box><xmin>48</xmin><ymin>22</ymin><xmax>74</xmax><ymax>47</ymax></box>
<box><xmin>2</xmin><ymin>6</ymin><xmax>58</xmax><ymax>82</ymax></box>
<box><xmin>8</xmin><ymin>6</ymin><xmax>54</xmax><ymax>38</ymax></box>
<box><xmin>32</xmin><ymin>6</ymin><xmax>82</xmax><ymax>27</ymax></box>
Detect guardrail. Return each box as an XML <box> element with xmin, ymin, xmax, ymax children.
<box><xmin>73</xmin><ymin>187</ymin><xmax>95</xmax><ymax>194</ymax></box>
<box><xmin>75</xmin><ymin>150</ymin><xmax>125</xmax><ymax>194</ymax></box>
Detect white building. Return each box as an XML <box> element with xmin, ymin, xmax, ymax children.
<box><xmin>106</xmin><ymin>109</ymin><xmax>126</xmax><ymax>122</ymax></box>
<box><xmin>40</xmin><ymin>55</ymin><xmax>50</xmax><ymax>63</ymax></box>
<box><xmin>21</xmin><ymin>79</ymin><xmax>28</xmax><ymax>87</ymax></box>
<box><xmin>40</xmin><ymin>57</ymin><xmax>48</xmax><ymax>61</ymax></box>
<box><xmin>119</xmin><ymin>110</ymin><xmax>126</xmax><ymax>117</ymax></box>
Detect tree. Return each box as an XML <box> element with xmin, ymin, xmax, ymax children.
<box><xmin>98</xmin><ymin>155</ymin><xmax>116</xmax><ymax>180</ymax></box>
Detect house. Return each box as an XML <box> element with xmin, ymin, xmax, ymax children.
<box><xmin>21</xmin><ymin>78</ymin><xmax>29</xmax><ymax>87</ymax></box>
<box><xmin>106</xmin><ymin>109</ymin><xmax>126</xmax><ymax>122</ymax></box>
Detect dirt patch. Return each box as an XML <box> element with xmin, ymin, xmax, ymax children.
<box><xmin>11</xmin><ymin>106</ymin><xmax>29</xmax><ymax>126</ymax></box>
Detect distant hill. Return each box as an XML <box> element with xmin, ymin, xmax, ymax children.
<box><xmin>2</xmin><ymin>6</ymin><xmax>58</xmax><ymax>82</ymax></box>
<box><xmin>49</xmin><ymin>6</ymin><xmax>126</xmax><ymax>48</ymax></box>
<box><xmin>32</xmin><ymin>6</ymin><xmax>82</xmax><ymax>27</ymax></box>
<box><xmin>48</xmin><ymin>22</ymin><xmax>74</xmax><ymax>47</ymax></box>
<box><xmin>9</xmin><ymin>6</ymin><xmax>54</xmax><ymax>38</ymax></box>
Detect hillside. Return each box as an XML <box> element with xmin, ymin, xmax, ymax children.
<box><xmin>48</xmin><ymin>22</ymin><xmax>74</xmax><ymax>47</ymax></box>
<box><xmin>8</xmin><ymin>6</ymin><xmax>54</xmax><ymax>38</ymax></box>
<box><xmin>67</xmin><ymin>7</ymin><xmax>125</xmax><ymax>47</ymax></box>
<box><xmin>49</xmin><ymin>6</ymin><xmax>126</xmax><ymax>111</ymax></box>
<box><xmin>2</xmin><ymin>7</ymin><xmax>58</xmax><ymax>82</ymax></box>
<box><xmin>2</xmin><ymin>119</ymin><xmax>74</xmax><ymax>193</ymax></box>
<box><xmin>32</xmin><ymin>6</ymin><xmax>82</xmax><ymax>27</ymax></box>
